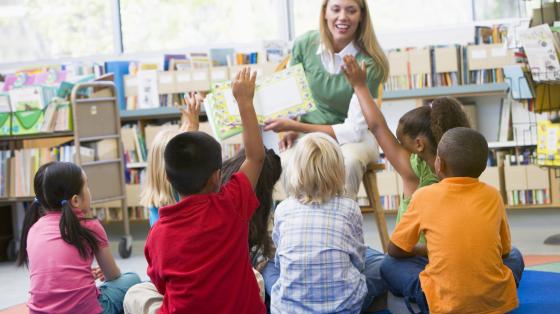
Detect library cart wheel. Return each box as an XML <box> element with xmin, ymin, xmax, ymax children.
<box><xmin>7</xmin><ymin>238</ymin><xmax>17</xmax><ymax>262</ymax></box>
<box><xmin>118</xmin><ymin>236</ymin><xmax>132</xmax><ymax>259</ymax></box>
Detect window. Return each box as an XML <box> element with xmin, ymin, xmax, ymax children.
<box><xmin>0</xmin><ymin>0</ymin><xmax>115</xmax><ymax>63</ymax></box>
<box><xmin>293</xmin><ymin>0</ymin><xmax>473</xmax><ymax>37</ymax></box>
<box><xmin>120</xmin><ymin>0</ymin><xmax>284</xmax><ymax>53</ymax></box>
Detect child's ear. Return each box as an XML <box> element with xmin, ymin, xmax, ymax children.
<box><xmin>435</xmin><ymin>154</ymin><xmax>446</xmax><ymax>179</ymax></box>
<box><xmin>415</xmin><ymin>137</ymin><xmax>425</xmax><ymax>153</ymax></box>
<box><xmin>70</xmin><ymin>194</ymin><xmax>80</xmax><ymax>208</ymax></box>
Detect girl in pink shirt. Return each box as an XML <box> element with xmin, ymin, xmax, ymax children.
<box><xmin>17</xmin><ymin>161</ymin><xmax>140</xmax><ymax>314</ymax></box>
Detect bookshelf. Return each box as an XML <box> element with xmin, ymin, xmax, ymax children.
<box><xmin>383</xmin><ymin>83</ymin><xmax>508</xmax><ymax>100</ymax></box>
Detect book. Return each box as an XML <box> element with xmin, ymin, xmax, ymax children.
<box><xmin>210</xmin><ymin>48</ymin><xmax>235</xmax><ymax>66</ymax></box>
<box><xmin>503</xmin><ymin>65</ymin><xmax>534</xmax><ymax>99</ymax></box>
<box><xmin>203</xmin><ymin>63</ymin><xmax>316</xmax><ymax>140</ymax></box>
<box><xmin>105</xmin><ymin>61</ymin><xmax>131</xmax><ymax>110</ymax></box>
<box><xmin>519</xmin><ymin>24</ymin><xmax>560</xmax><ymax>82</ymax></box>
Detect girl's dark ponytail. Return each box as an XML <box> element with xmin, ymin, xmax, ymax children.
<box><xmin>59</xmin><ymin>199</ymin><xmax>99</xmax><ymax>259</ymax></box>
<box><xmin>429</xmin><ymin>97</ymin><xmax>471</xmax><ymax>145</ymax></box>
<box><xmin>16</xmin><ymin>198</ymin><xmax>43</xmax><ymax>267</ymax></box>
<box><xmin>16</xmin><ymin>162</ymin><xmax>54</xmax><ymax>267</ymax></box>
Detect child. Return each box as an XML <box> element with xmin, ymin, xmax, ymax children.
<box><xmin>269</xmin><ymin>132</ymin><xmax>385</xmax><ymax>314</ymax></box>
<box><xmin>220</xmin><ymin>147</ymin><xmax>282</xmax><ymax>270</ymax></box>
<box><xmin>140</xmin><ymin>93</ymin><xmax>202</xmax><ymax>226</ymax></box>
<box><xmin>17</xmin><ymin>161</ymin><xmax>141</xmax><ymax>314</ymax></box>
<box><xmin>380</xmin><ymin>128</ymin><xmax>523</xmax><ymax>313</ymax></box>
<box><xmin>129</xmin><ymin>68</ymin><xmax>266</xmax><ymax>314</ymax></box>
<box><xmin>342</xmin><ymin>55</ymin><xmax>469</xmax><ymax>248</ymax></box>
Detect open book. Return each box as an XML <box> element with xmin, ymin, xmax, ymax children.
<box><xmin>204</xmin><ymin>63</ymin><xmax>316</xmax><ymax>140</ymax></box>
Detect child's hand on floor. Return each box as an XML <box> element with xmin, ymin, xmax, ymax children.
<box><xmin>232</xmin><ymin>67</ymin><xmax>257</xmax><ymax>108</ymax></box>
<box><xmin>180</xmin><ymin>92</ymin><xmax>202</xmax><ymax>132</ymax></box>
<box><xmin>91</xmin><ymin>266</ymin><xmax>105</xmax><ymax>281</ymax></box>
<box><xmin>342</xmin><ymin>55</ymin><xmax>367</xmax><ymax>89</ymax></box>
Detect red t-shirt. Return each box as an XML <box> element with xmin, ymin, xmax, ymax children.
<box><xmin>145</xmin><ymin>172</ymin><xmax>265</xmax><ymax>314</ymax></box>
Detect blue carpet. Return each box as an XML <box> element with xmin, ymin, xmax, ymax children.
<box><xmin>509</xmin><ymin>270</ymin><xmax>560</xmax><ymax>314</ymax></box>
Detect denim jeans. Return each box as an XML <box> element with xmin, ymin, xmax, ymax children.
<box><xmin>262</xmin><ymin>247</ymin><xmax>387</xmax><ymax>311</ymax></box>
<box><xmin>380</xmin><ymin>247</ymin><xmax>525</xmax><ymax>314</ymax></box>
<box><xmin>98</xmin><ymin>272</ymin><xmax>142</xmax><ymax>314</ymax></box>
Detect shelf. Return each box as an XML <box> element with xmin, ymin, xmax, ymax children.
<box><xmin>383</xmin><ymin>83</ymin><xmax>508</xmax><ymax>100</ymax></box>
<box><xmin>127</xmin><ymin>162</ymin><xmax>147</xmax><ymax>169</ymax></box>
<box><xmin>0</xmin><ymin>131</ymin><xmax>74</xmax><ymax>142</ymax></box>
<box><xmin>120</xmin><ymin>107</ymin><xmax>206</xmax><ymax>121</ymax></box>
<box><xmin>79</xmin><ymin>134</ymin><xmax>119</xmax><ymax>142</ymax></box>
<box><xmin>0</xmin><ymin>196</ymin><xmax>34</xmax><ymax>204</ymax></box>
<box><xmin>74</xmin><ymin>97</ymin><xmax>116</xmax><ymax>104</ymax></box>
<box><xmin>82</xmin><ymin>159</ymin><xmax>121</xmax><ymax>167</ymax></box>
<box><xmin>488</xmin><ymin>141</ymin><xmax>538</xmax><ymax>149</ymax></box>
<box><xmin>506</xmin><ymin>204</ymin><xmax>559</xmax><ymax>210</ymax></box>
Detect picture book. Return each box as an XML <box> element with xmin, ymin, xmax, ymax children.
<box><xmin>204</xmin><ymin>63</ymin><xmax>316</xmax><ymax>140</ymax></box>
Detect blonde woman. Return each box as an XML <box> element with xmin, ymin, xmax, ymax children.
<box><xmin>264</xmin><ymin>0</ymin><xmax>388</xmax><ymax>199</ymax></box>
<box><xmin>140</xmin><ymin>93</ymin><xmax>202</xmax><ymax>226</ymax></box>
<box><xmin>266</xmin><ymin>133</ymin><xmax>385</xmax><ymax>313</ymax></box>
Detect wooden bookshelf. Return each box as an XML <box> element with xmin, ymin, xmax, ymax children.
<box><xmin>383</xmin><ymin>83</ymin><xmax>508</xmax><ymax>100</ymax></box>
<box><xmin>121</xmin><ymin>107</ymin><xmax>206</xmax><ymax>121</ymax></box>
<box><xmin>0</xmin><ymin>131</ymin><xmax>74</xmax><ymax>142</ymax></box>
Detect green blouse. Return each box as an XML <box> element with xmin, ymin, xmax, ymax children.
<box><xmin>290</xmin><ymin>30</ymin><xmax>382</xmax><ymax>125</ymax></box>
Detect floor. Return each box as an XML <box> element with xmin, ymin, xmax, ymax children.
<box><xmin>0</xmin><ymin>209</ymin><xmax>559</xmax><ymax>309</ymax></box>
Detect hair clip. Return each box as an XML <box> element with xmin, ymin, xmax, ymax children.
<box><xmin>32</xmin><ymin>198</ymin><xmax>40</xmax><ymax>205</ymax></box>
<box><xmin>61</xmin><ymin>200</ymin><xmax>69</xmax><ymax>206</ymax></box>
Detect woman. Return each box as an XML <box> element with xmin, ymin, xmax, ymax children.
<box><xmin>264</xmin><ymin>0</ymin><xmax>388</xmax><ymax>199</ymax></box>
<box><xmin>263</xmin><ymin>0</ymin><xmax>389</xmax><ymax>311</ymax></box>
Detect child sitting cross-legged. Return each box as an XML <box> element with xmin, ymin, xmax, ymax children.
<box><xmin>268</xmin><ymin>132</ymin><xmax>386</xmax><ymax>314</ymax></box>
<box><xmin>124</xmin><ymin>67</ymin><xmax>266</xmax><ymax>314</ymax></box>
<box><xmin>381</xmin><ymin>127</ymin><xmax>523</xmax><ymax>314</ymax></box>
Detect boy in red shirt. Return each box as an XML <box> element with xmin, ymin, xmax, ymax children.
<box><xmin>130</xmin><ymin>68</ymin><xmax>265</xmax><ymax>314</ymax></box>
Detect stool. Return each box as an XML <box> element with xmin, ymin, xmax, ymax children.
<box><xmin>360</xmin><ymin>162</ymin><xmax>390</xmax><ymax>253</ymax></box>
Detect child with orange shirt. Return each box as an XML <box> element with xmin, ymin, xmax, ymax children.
<box><xmin>381</xmin><ymin>128</ymin><xmax>523</xmax><ymax>314</ymax></box>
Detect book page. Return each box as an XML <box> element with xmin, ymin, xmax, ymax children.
<box><xmin>255</xmin><ymin>77</ymin><xmax>302</xmax><ymax>116</ymax></box>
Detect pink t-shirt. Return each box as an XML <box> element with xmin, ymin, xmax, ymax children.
<box><xmin>27</xmin><ymin>212</ymin><xmax>109</xmax><ymax>314</ymax></box>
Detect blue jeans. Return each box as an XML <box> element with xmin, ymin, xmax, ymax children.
<box><xmin>262</xmin><ymin>247</ymin><xmax>387</xmax><ymax>311</ymax></box>
<box><xmin>98</xmin><ymin>272</ymin><xmax>142</xmax><ymax>314</ymax></box>
<box><xmin>380</xmin><ymin>247</ymin><xmax>525</xmax><ymax>314</ymax></box>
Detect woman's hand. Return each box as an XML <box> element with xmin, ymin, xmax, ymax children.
<box><xmin>342</xmin><ymin>55</ymin><xmax>367</xmax><ymax>89</ymax></box>
<box><xmin>180</xmin><ymin>92</ymin><xmax>202</xmax><ymax>132</ymax></box>
<box><xmin>279</xmin><ymin>131</ymin><xmax>299</xmax><ymax>152</ymax></box>
<box><xmin>264</xmin><ymin>118</ymin><xmax>299</xmax><ymax>133</ymax></box>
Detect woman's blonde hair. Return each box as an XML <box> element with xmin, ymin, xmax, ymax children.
<box><xmin>140</xmin><ymin>128</ymin><xmax>181</xmax><ymax>208</ymax></box>
<box><xmin>319</xmin><ymin>0</ymin><xmax>389</xmax><ymax>82</ymax></box>
<box><xmin>284</xmin><ymin>133</ymin><xmax>346</xmax><ymax>204</ymax></box>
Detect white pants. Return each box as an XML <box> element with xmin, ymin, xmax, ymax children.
<box><xmin>123</xmin><ymin>270</ymin><xmax>265</xmax><ymax>314</ymax></box>
<box><xmin>123</xmin><ymin>282</ymin><xmax>162</xmax><ymax>314</ymax></box>
<box><xmin>278</xmin><ymin>132</ymin><xmax>379</xmax><ymax>199</ymax></box>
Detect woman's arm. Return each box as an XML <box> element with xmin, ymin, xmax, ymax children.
<box><xmin>264</xmin><ymin>118</ymin><xmax>335</xmax><ymax>138</ymax></box>
<box><xmin>342</xmin><ymin>55</ymin><xmax>419</xmax><ymax>195</ymax></box>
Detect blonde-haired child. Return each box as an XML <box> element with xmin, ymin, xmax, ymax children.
<box><xmin>265</xmin><ymin>132</ymin><xmax>386</xmax><ymax>313</ymax></box>
<box><xmin>140</xmin><ymin>93</ymin><xmax>202</xmax><ymax>226</ymax></box>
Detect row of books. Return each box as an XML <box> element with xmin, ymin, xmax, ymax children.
<box><xmin>0</xmin><ymin>145</ymin><xmax>93</xmax><ymax>198</ymax></box>
<box><xmin>508</xmin><ymin>189</ymin><xmax>550</xmax><ymax>206</ymax></box>
<box><xmin>91</xmin><ymin>207</ymin><xmax>149</xmax><ymax>222</ymax></box>
<box><xmin>384</xmin><ymin>43</ymin><xmax>516</xmax><ymax>91</ymax></box>
<box><xmin>121</xmin><ymin>124</ymin><xmax>148</xmax><ymax>164</ymax></box>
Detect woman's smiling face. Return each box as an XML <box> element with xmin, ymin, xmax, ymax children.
<box><xmin>324</xmin><ymin>0</ymin><xmax>362</xmax><ymax>50</ymax></box>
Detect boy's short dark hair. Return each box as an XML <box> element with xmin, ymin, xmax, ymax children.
<box><xmin>164</xmin><ymin>132</ymin><xmax>222</xmax><ymax>195</ymax></box>
<box><xmin>438</xmin><ymin>127</ymin><xmax>488</xmax><ymax>178</ymax></box>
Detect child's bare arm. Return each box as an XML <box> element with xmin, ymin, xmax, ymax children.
<box><xmin>179</xmin><ymin>92</ymin><xmax>202</xmax><ymax>132</ymax></box>
<box><xmin>232</xmin><ymin>67</ymin><xmax>265</xmax><ymax>189</ymax></box>
<box><xmin>342</xmin><ymin>55</ymin><xmax>419</xmax><ymax>195</ymax></box>
<box><xmin>94</xmin><ymin>246</ymin><xmax>121</xmax><ymax>281</ymax></box>
<box><xmin>387</xmin><ymin>241</ymin><xmax>415</xmax><ymax>258</ymax></box>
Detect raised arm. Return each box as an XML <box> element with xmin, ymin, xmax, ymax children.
<box><xmin>179</xmin><ymin>92</ymin><xmax>202</xmax><ymax>132</ymax></box>
<box><xmin>232</xmin><ymin>68</ymin><xmax>265</xmax><ymax>189</ymax></box>
<box><xmin>342</xmin><ymin>55</ymin><xmax>419</xmax><ymax>195</ymax></box>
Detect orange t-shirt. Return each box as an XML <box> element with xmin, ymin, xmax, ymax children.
<box><xmin>391</xmin><ymin>177</ymin><xmax>518</xmax><ymax>314</ymax></box>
